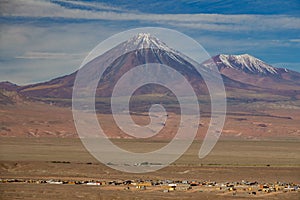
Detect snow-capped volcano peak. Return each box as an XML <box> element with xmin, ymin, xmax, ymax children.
<box><xmin>124</xmin><ymin>33</ymin><xmax>178</xmax><ymax>54</ymax></box>
<box><xmin>133</xmin><ymin>33</ymin><xmax>152</xmax><ymax>47</ymax></box>
<box><xmin>216</xmin><ymin>54</ymin><xmax>278</xmax><ymax>75</ymax></box>
<box><xmin>136</xmin><ymin>33</ymin><xmax>151</xmax><ymax>42</ymax></box>
<box><xmin>113</xmin><ymin>33</ymin><xmax>194</xmax><ymax>66</ymax></box>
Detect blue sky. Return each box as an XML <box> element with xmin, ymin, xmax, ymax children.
<box><xmin>0</xmin><ymin>0</ymin><xmax>299</xmax><ymax>85</ymax></box>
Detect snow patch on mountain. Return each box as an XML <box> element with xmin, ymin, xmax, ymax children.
<box><xmin>218</xmin><ymin>54</ymin><xmax>278</xmax><ymax>75</ymax></box>
<box><xmin>125</xmin><ymin>33</ymin><xmax>180</xmax><ymax>55</ymax></box>
<box><xmin>121</xmin><ymin>33</ymin><xmax>199</xmax><ymax>68</ymax></box>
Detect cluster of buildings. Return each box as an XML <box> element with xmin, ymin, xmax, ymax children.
<box><xmin>1</xmin><ymin>178</ymin><xmax>299</xmax><ymax>196</ymax></box>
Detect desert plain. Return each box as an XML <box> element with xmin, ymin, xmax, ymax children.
<box><xmin>0</xmin><ymin>98</ymin><xmax>299</xmax><ymax>199</ymax></box>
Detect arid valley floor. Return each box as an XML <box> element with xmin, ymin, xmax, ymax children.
<box><xmin>0</xmin><ymin>137</ymin><xmax>299</xmax><ymax>200</ymax></box>
<box><xmin>0</xmin><ymin>96</ymin><xmax>300</xmax><ymax>199</ymax></box>
<box><xmin>1</xmin><ymin>1</ymin><xmax>300</xmax><ymax>199</ymax></box>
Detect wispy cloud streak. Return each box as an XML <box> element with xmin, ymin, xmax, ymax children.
<box><xmin>1</xmin><ymin>0</ymin><xmax>300</xmax><ymax>32</ymax></box>
<box><xmin>16</xmin><ymin>51</ymin><xmax>86</xmax><ymax>60</ymax></box>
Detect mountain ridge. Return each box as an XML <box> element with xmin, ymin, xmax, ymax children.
<box><xmin>0</xmin><ymin>34</ymin><xmax>299</xmax><ymax>102</ymax></box>
<box><xmin>1</xmin><ymin>34</ymin><xmax>299</xmax><ymax>139</ymax></box>
<box><xmin>201</xmin><ymin>53</ymin><xmax>300</xmax><ymax>93</ymax></box>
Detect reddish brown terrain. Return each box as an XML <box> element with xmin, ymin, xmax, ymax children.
<box><xmin>0</xmin><ymin>83</ymin><xmax>299</xmax><ymax>200</ymax></box>
<box><xmin>0</xmin><ymin>34</ymin><xmax>299</xmax><ymax>199</ymax></box>
<box><xmin>0</xmin><ymin>91</ymin><xmax>299</xmax><ymax>140</ymax></box>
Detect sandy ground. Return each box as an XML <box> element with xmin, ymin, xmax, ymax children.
<box><xmin>1</xmin><ymin>100</ymin><xmax>300</xmax><ymax>140</ymax></box>
<box><xmin>0</xmin><ymin>138</ymin><xmax>299</xmax><ymax>199</ymax></box>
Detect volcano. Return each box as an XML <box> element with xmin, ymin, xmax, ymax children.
<box><xmin>1</xmin><ymin>33</ymin><xmax>300</xmax><ymax>101</ymax></box>
<box><xmin>1</xmin><ymin>33</ymin><xmax>300</xmax><ymax>139</ymax></box>
<box><xmin>15</xmin><ymin>33</ymin><xmax>211</xmax><ymax>99</ymax></box>
<box><xmin>203</xmin><ymin>54</ymin><xmax>300</xmax><ymax>94</ymax></box>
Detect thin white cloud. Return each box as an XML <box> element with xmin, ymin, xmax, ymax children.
<box><xmin>56</xmin><ymin>0</ymin><xmax>129</xmax><ymax>12</ymax></box>
<box><xmin>16</xmin><ymin>51</ymin><xmax>87</xmax><ymax>60</ymax></box>
<box><xmin>289</xmin><ymin>39</ymin><xmax>300</xmax><ymax>43</ymax></box>
<box><xmin>1</xmin><ymin>0</ymin><xmax>300</xmax><ymax>32</ymax></box>
<box><xmin>163</xmin><ymin>15</ymin><xmax>300</xmax><ymax>31</ymax></box>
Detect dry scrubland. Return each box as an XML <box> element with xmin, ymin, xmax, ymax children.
<box><xmin>1</xmin><ymin>99</ymin><xmax>300</xmax><ymax>140</ymax></box>
<box><xmin>0</xmin><ymin>97</ymin><xmax>300</xmax><ymax>199</ymax></box>
<box><xmin>0</xmin><ymin>138</ymin><xmax>299</xmax><ymax>199</ymax></box>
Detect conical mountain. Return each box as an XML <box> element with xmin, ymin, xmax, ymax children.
<box><xmin>7</xmin><ymin>34</ymin><xmax>299</xmax><ymax>101</ymax></box>
<box><xmin>18</xmin><ymin>33</ymin><xmax>210</xmax><ymax>99</ymax></box>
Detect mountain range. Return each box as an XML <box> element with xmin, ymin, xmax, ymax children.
<box><xmin>1</xmin><ymin>33</ymin><xmax>299</xmax><ymax>139</ymax></box>
<box><xmin>1</xmin><ymin>33</ymin><xmax>300</xmax><ymax>104</ymax></box>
